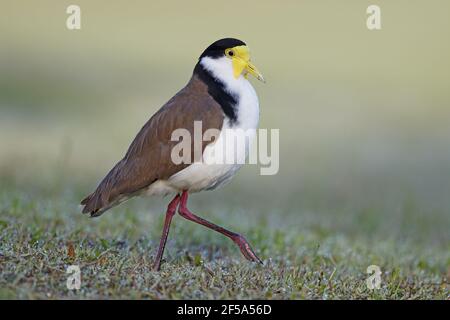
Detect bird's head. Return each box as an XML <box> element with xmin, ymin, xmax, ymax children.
<box><xmin>197</xmin><ymin>38</ymin><xmax>265</xmax><ymax>83</ymax></box>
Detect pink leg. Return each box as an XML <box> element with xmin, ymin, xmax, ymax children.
<box><xmin>177</xmin><ymin>191</ymin><xmax>262</xmax><ymax>263</ymax></box>
<box><xmin>153</xmin><ymin>194</ymin><xmax>181</xmax><ymax>271</ymax></box>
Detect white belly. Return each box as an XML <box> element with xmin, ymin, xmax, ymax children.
<box><xmin>144</xmin><ymin>125</ymin><xmax>255</xmax><ymax>196</ymax></box>
<box><xmin>166</xmin><ymin>122</ymin><xmax>255</xmax><ymax>193</ymax></box>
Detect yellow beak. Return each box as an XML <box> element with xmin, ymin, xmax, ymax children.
<box><xmin>230</xmin><ymin>46</ymin><xmax>265</xmax><ymax>83</ymax></box>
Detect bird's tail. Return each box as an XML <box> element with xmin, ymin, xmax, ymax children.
<box><xmin>80</xmin><ymin>159</ymin><xmax>132</xmax><ymax>217</ymax></box>
<box><xmin>81</xmin><ymin>192</ymin><xmax>102</xmax><ymax>217</ymax></box>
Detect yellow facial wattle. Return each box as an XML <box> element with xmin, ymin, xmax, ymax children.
<box><xmin>225</xmin><ymin>45</ymin><xmax>265</xmax><ymax>82</ymax></box>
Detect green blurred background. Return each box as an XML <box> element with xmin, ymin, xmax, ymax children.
<box><xmin>1</xmin><ymin>1</ymin><xmax>449</xmax><ymax>247</ymax></box>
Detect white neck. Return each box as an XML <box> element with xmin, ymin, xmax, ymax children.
<box><xmin>199</xmin><ymin>56</ymin><xmax>260</xmax><ymax>130</ymax></box>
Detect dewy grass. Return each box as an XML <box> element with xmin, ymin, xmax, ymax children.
<box><xmin>0</xmin><ymin>184</ymin><xmax>448</xmax><ymax>299</ymax></box>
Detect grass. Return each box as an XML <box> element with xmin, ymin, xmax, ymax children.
<box><xmin>0</xmin><ymin>179</ymin><xmax>448</xmax><ymax>299</ymax></box>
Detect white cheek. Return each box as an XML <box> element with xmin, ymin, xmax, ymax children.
<box><xmin>200</xmin><ymin>56</ymin><xmax>237</xmax><ymax>84</ymax></box>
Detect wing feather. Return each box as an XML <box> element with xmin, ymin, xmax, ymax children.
<box><xmin>81</xmin><ymin>75</ymin><xmax>224</xmax><ymax>216</ymax></box>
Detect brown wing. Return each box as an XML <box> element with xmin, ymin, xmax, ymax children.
<box><xmin>81</xmin><ymin>75</ymin><xmax>224</xmax><ymax>216</ymax></box>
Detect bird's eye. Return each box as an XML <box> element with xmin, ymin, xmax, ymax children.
<box><xmin>227</xmin><ymin>49</ymin><xmax>234</xmax><ymax>57</ymax></box>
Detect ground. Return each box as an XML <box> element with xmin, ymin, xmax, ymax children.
<box><xmin>0</xmin><ymin>180</ymin><xmax>448</xmax><ymax>299</ymax></box>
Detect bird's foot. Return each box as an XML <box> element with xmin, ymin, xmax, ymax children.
<box><xmin>232</xmin><ymin>235</ymin><xmax>263</xmax><ymax>264</ymax></box>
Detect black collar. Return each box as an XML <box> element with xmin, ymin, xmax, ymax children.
<box><xmin>194</xmin><ymin>62</ymin><xmax>238</xmax><ymax>124</ymax></box>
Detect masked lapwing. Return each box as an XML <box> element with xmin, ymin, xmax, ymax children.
<box><xmin>81</xmin><ymin>38</ymin><xmax>265</xmax><ymax>270</ymax></box>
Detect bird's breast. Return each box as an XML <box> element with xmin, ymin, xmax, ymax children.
<box><xmin>165</xmin><ymin>81</ymin><xmax>260</xmax><ymax>194</ymax></box>
<box><xmin>231</xmin><ymin>79</ymin><xmax>260</xmax><ymax>130</ymax></box>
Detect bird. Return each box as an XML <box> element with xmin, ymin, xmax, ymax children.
<box><xmin>81</xmin><ymin>38</ymin><xmax>265</xmax><ymax>270</ymax></box>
